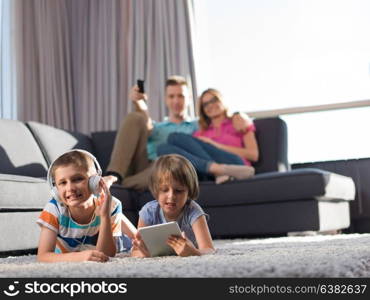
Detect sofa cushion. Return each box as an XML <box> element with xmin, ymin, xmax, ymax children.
<box><xmin>0</xmin><ymin>174</ymin><xmax>50</xmax><ymax>209</ymax></box>
<box><xmin>110</xmin><ymin>185</ymin><xmax>137</xmax><ymax>211</ymax></box>
<box><xmin>0</xmin><ymin>119</ymin><xmax>48</xmax><ymax>177</ymax></box>
<box><xmin>253</xmin><ymin>118</ymin><xmax>289</xmax><ymax>173</ymax></box>
<box><xmin>91</xmin><ymin>131</ymin><xmax>117</xmax><ymax>173</ymax></box>
<box><xmin>26</xmin><ymin>121</ymin><xmax>94</xmax><ymax>164</ymax></box>
<box><xmin>198</xmin><ymin>168</ymin><xmax>355</xmax><ymax>208</ymax></box>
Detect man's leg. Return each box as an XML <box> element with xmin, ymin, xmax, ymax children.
<box><xmin>122</xmin><ymin>164</ymin><xmax>153</xmax><ymax>191</ymax></box>
<box><xmin>107</xmin><ymin>112</ymin><xmax>151</xmax><ymax>181</ymax></box>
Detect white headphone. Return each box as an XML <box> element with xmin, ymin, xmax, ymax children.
<box><xmin>46</xmin><ymin>149</ymin><xmax>102</xmax><ymax>202</ymax></box>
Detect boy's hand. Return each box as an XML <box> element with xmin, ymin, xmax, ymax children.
<box><xmin>78</xmin><ymin>250</ymin><xmax>109</xmax><ymax>262</ymax></box>
<box><xmin>167</xmin><ymin>232</ymin><xmax>200</xmax><ymax>257</ymax></box>
<box><xmin>103</xmin><ymin>175</ymin><xmax>117</xmax><ymax>189</ymax></box>
<box><xmin>131</xmin><ymin>232</ymin><xmax>150</xmax><ymax>258</ymax></box>
<box><xmin>96</xmin><ymin>179</ymin><xmax>112</xmax><ymax>218</ymax></box>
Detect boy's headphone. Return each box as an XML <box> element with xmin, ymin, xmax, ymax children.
<box><xmin>46</xmin><ymin>149</ymin><xmax>102</xmax><ymax>202</ymax></box>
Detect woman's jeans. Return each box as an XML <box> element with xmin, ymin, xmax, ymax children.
<box><xmin>157</xmin><ymin>132</ymin><xmax>245</xmax><ymax>175</ymax></box>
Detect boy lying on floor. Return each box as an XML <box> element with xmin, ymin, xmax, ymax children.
<box><xmin>36</xmin><ymin>149</ymin><xmax>135</xmax><ymax>262</ymax></box>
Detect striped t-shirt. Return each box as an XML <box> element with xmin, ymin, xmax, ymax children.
<box><xmin>37</xmin><ymin>197</ymin><xmax>123</xmax><ymax>253</ymax></box>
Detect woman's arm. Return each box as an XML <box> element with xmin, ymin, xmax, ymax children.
<box><xmin>218</xmin><ymin>130</ymin><xmax>259</xmax><ymax>162</ymax></box>
<box><xmin>198</xmin><ymin>131</ymin><xmax>259</xmax><ymax>162</ymax></box>
<box><xmin>37</xmin><ymin>227</ymin><xmax>108</xmax><ymax>262</ymax></box>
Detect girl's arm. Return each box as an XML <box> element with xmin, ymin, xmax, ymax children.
<box><xmin>167</xmin><ymin>215</ymin><xmax>215</xmax><ymax>257</ymax></box>
<box><xmin>192</xmin><ymin>215</ymin><xmax>215</xmax><ymax>255</ymax></box>
<box><xmin>37</xmin><ymin>227</ymin><xmax>109</xmax><ymax>262</ymax></box>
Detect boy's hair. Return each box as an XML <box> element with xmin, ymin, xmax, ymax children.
<box><xmin>149</xmin><ymin>154</ymin><xmax>199</xmax><ymax>201</ymax></box>
<box><xmin>50</xmin><ymin>151</ymin><xmax>96</xmax><ymax>182</ymax></box>
<box><xmin>165</xmin><ymin>75</ymin><xmax>188</xmax><ymax>88</ymax></box>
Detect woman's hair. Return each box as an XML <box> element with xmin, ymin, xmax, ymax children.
<box><xmin>148</xmin><ymin>154</ymin><xmax>199</xmax><ymax>201</ymax></box>
<box><xmin>51</xmin><ymin>151</ymin><xmax>95</xmax><ymax>181</ymax></box>
<box><xmin>197</xmin><ymin>88</ymin><xmax>229</xmax><ymax>131</ymax></box>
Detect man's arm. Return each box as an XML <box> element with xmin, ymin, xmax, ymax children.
<box><xmin>130</xmin><ymin>85</ymin><xmax>153</xmax><ymax>130</ymax></box>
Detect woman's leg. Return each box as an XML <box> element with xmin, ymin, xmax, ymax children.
<box><xmin>157</xmin><ymin>144</ymin><xmax>210</xmax><ymax>174</ymax></box>
<box><xmin>167</xmin><ymin>133</ymin><xmax>214</xmax><ymax>161</ymax></box>
<box><xmin>168</xmin><ymin>132</ymin><xmax>244</xmax><ymax>165</ymax></box>
<box><xmin>166</xmin><ymin>133</ymin><xmax>255</xmax><ymax>180</ymax></box>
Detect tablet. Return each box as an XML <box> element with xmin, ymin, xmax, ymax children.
<box><xmin>138</xmin><ymin>222</ymin><xmax>182</xmax><ymax>257</ymax></box>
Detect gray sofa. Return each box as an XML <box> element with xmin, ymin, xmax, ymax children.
<box><xmin>0</xmin><ymin>117</ymin><xmax>356</xmax><ymax>253</ymax></box>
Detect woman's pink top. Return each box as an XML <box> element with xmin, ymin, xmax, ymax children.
<box><xmin>193</xmin><ymin>118</ymin><xmax>256</xmax><ymax>165</ymax></box>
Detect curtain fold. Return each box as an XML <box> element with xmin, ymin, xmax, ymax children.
<box><xmin>14</xmin><ymin>0</ymin><xmax>197</xmax><ymax>134</ymax></box>
<box><xmin>130</xmin><ymin>0</ymin><xmax>197</xmax><ymax>120</ymax></box>
<box><xmin>0</xmin><ymin>0</ymin><xmax>17</xmax><ymax>119</ymax></box>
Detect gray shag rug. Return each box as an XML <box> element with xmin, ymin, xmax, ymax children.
<box><xmin>1</xmin><ymin>234</ymin><xmax>370</xmax><ymax>278</ymax></box>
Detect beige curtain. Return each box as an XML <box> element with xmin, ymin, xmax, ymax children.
<box><xmin>15</xmin><ymin>0</ymin><xmax>74</xmax><ymax>129</ymax></box>
<box><xmin>14</xmin><ymin>0</ymin><xmax>197</xmax><ymax>134</ymax></box>
<box><xmin>127</xmin><ymin>0</ymin><xmax>198</xmax><ymax>121</ymax></box>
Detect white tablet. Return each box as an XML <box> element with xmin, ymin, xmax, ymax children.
<box><xmin>138</xmin><ymin>221</ymin><xmax>182</xmax><ymax>257</ymax></box>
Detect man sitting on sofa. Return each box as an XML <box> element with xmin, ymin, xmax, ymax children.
<box><xmin>106</xmin><ymin>75</ymin><xmax>198</xmax><ymax>190</ymax></box>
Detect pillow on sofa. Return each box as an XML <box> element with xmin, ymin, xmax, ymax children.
<box><xmin>0</xmin><ymin>119</ymin><xmax>48</xmax><ymax>177</ymax></box>
<box><xmin>253</xmin><ymin>117</ymin><xmax>290</xmax><ymax>174</ymax></box>
<box><xmin>26</xmin><ymin>121</ymin><xmax>94</xmax><ymax>164</ymax></box>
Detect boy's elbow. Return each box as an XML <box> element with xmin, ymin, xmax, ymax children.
<box><xmin>200</xmin><ymin>247</ymin><xmax>216</xmax><ymax>255</ymax></box>
<box><xmin>37</xmin><ymin>253</ymin><xmax>47</xmax><ymax>262</ymax></box>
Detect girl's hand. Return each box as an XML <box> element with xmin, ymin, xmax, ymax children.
<box><xmin>131</xmin><ymin>232</ymin><xmax>150</xmax><ymax>258</ymax></box>
<box><xmin>232</xmin><ymin>112</ymin><xmax>253</xmax><ymax>133</ymax></box>
<box><xmin>167</xmin><ymin>232</ymin><xmax>200</xmax><ymax>257</ymax></box>
<box><xmin>78</xmin><ymin>250</ymin><xmax>109</xmax><ymax>262</ymax></box>
<box><xmin>96</xmin><ymin>178</ymin><xmax>112</xmax><ymax>218</ymax></box>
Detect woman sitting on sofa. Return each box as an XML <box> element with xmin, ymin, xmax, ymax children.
<box><xmin>157</xmin><ymin>88</ymin><xmax>259</xmax><ymax>184</ymax></box>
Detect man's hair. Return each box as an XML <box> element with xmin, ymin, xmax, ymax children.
<box><xmin>50</xmin><ymin>151</ymin><xmax>95</xmax><ymax>182</ymax></box>
<box><xmin>165</xmin><ymin>75</ymin><xmax>188</xmax><ymax>88</ymax></box>
<box><xmin>148</xmin><ymin>154</ymin><xmax>199</xmax><ymax>201</ymax></box>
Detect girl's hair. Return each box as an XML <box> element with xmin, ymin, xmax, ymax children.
<box><xmin>51</xmin><ymin>151</ymin><xmax>95</xmax><ymax>181</ymax></box>
<box><xmin>197</xmin><ymin>88</ymin><xmax>229</xmax><ymax>131</ymax></box>
<box><xmin>148</xmin><ymin>154</ymin><xmax>199</xmax><ymax>201</ymax></box>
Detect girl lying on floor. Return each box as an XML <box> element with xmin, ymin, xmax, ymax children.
<box><xmin>131</xmin><ymin>154</ymin><xmax>215</xmax><ymax>257</ymax></box>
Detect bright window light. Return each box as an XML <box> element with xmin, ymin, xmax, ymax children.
<box><xmin>194</xmin><ymin>0</ymin><xmax>370</xmax><ymax>163</ymax></box>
